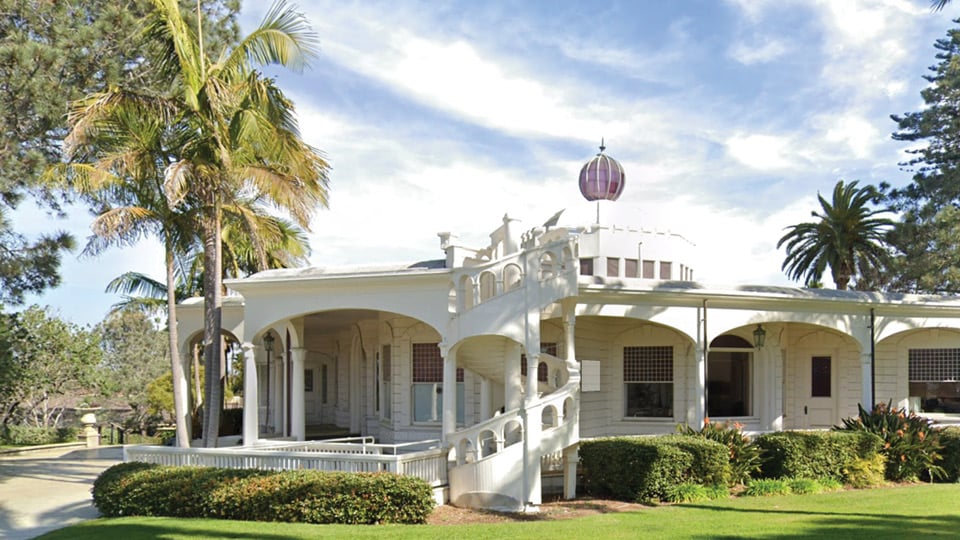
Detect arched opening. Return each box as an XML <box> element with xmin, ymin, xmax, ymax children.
<box><xmin>708</xmin><ymin>334</ymin><xmax>754</xmax><ymax>417</ymax></box>
<box><xmin>459</xmin><ymin>275</ymin><xmax>474</xmax><ymax>310</ymax></box>
<box><xmin>504</xmin><ymin>420</ymin><xmax>523</xmax><ymax>447</ymax></box>
<box><xmin>479</xmin><ymin>428</ymin><xmax>498</xmax><ymax>458</ymax></box>
<box><xmin>541</xmin><ymin>405</ymin><xmax>558</xmax><ymax>429</ymax></box>
<box><xmin>503</xmin><ymin>263</ymin><xmax>523</xmax><ymax>292</ymax></box>
<box><xmin>478</xmin><ymin>271</ymin><xmax>497</xmax><ymax>302</ymax></box>
<box><xmin>540</xmin><ymin>251</ymin><xmax>557</xmax><ymax>280</ymax></box>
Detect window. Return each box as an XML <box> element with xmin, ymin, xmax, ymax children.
<box><xmin>522</xmin><ymin>343</ymin><xmax>557</xmax><ymax>382</ymax></box>
<box><xmin>625</xmin><ymin>258</ymin><xmax>638</xmax><ymax>278</ymax></box>
<box><xmin>623</xmin><ymin>346</ymin><xmax>673</xmax><ymax>417</ymax></box>
<box><xmin>607</xmin><ymin>257</ymin><xmax>620</xmax><ymax>277</ymax></box>
<box><xmin>412</xmin><ymin>343</ymin><xmax>464</xmax><ymax>423</ymax></box>
<box><xmin>304</xmin><ymin>369</ymin><xmax>314</xmax><ymax>393</ymax></box>
<box><xmin>707</xmin><ymin>335</ymin><xmax>752</xmax><ymax>417</ymax></box>
<box><xmin>811</xmin><ymin>356</ymin><xmax>831</xmax><ymax>397</ymax></box>
<box><xmin>642</xmin><ymin>260</ymin><xmax>655</xmax><ymax>279</ymax></box>
<box><xmin>579</xmin><ymin>258</ymin><xmax>594</xmax><ymax>276</ymax></box>
<box><xmin>659</xmin><ymin>261</ymin><xmax>672</xmax><ymax>279</ymax></box>
<box><xmin>381</xmin><ymin>345</ymin><xmax>391</xmax><ymax>419</ymax></box>
<box><xmin>909</xmin><ymin>348</ymin><xmax>960</xmax><ymax>413</ymax></box>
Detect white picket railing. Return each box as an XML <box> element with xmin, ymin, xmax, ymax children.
<box><xmin>124</xmin><ymin>439</ymin><xmax>448</xmax><ymax>488</ymax></box>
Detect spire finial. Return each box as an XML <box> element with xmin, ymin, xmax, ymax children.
<box><xmin>598</xmin><ymin>137</ymin><xmax>606</xmax><ymax>154</ymax></box>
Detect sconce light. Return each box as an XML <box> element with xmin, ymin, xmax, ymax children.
<box><xmin>753</xmin><ymin>324</ymin><xmax>767</xmax><ymax>349</ymax></box>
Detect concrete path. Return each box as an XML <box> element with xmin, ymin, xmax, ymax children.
<box><xmin>0</xmin><ymin>446</ymin><xmax>122</xmax><ymax>540</ymax></box>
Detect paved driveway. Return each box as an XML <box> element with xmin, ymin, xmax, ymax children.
<box><xmin>0</xmin><ymin>446</ymin><xmax>122</xmax><ymax>540</ymax></box>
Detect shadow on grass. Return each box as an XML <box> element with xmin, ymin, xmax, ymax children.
<box><xmin>35</xmin><ymin>520</ymin><xmax>310</xmax><ymax>540</ymax></box>
<box><xmin>679</xmin><ymin>502</ymin><xmax>960</xmax><ymax>539</ymax></box>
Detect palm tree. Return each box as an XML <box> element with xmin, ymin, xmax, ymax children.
<box><xmin>148</xmin><ymin>0</ymin><xmax>329</xmax><ymax>446</ymax></box>
<box><xmin>52</xmin><ymin>93</ymin><xmax>197</xmax><ymax>447</ymax></box>
<box><xmin>777</xmin><ymin>180</ymin><xmax>893</xmax><ymax>290</ymax></box>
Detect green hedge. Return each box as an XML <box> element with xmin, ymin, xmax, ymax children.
<box><xmin>939</xmin><ymin>427</ymin><xmax>960</xmax><ymax>483</ymax></box>
<box><xmin>580</xmin><ymin>435</ymin><xmax>730</xmax><ymax>503</ymax></box>
<box><xmin>754</xmin><ymin>431</ymin><xmax>882</xmax><ymax>481</ymax></box>
<box><xmin>0</xmin><ymin>425</ymin><xmax>77</xmax><ymax>446</ymax></box>
<box><xmin>92</xmin><ymin>463</ymin><xmax>435</xmax><ymax>524</ymax></box>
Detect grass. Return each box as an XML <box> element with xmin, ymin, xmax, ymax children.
<box><xmin>37</xmin><ymin>483</ymin><xmax>960</xmax><ymax>540</ymax></box>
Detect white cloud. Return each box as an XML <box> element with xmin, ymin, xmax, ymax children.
<box><xmin>728</xmin><ymin>37</ymin><xmax>789</xmax><ymax>65</ymax></box>
<box><xmin>725</xmin><ymin>134</ymin><xmax>797</xmax><ymax>170</ymax></box>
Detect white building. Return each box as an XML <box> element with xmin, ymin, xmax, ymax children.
<box><xmin>172</xmin><ymin>148</ymin><xmax>960</xmax><ymax>510</ymax></box>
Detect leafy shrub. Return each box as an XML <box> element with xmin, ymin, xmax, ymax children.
<box><xmin>664</xmin><ymin>482</ymin><xmax>729</xmax><ymax>503</ymax></box>
<box><xmin>580</xmin><ymin>435</ymin><xmax>729</xmax><ymax>503</ymax></box>
<box><xmin>743</xmin><ymin>478</ymin><xmax>791</xmax><ymax>497</ymax></box>
<box><xmin>1</xmin><ymin>425</ymin><xmax>76</xmax><ymax>446</ymax></box>
<box><xmin>787</xmin><ymin>478</ymin><xmax>823</xmax><ymax>495</ymax></box>
<box><xmin>678</xmin><ymin>419</ymin><xmax>763</xmax><ymax>485</ymax></box>
<box><xmin>836</xmin><ymin>401</ymin><xmax>944</xmax><ymax>482</ymax></box>
<box><xmin>754</xmin><ymin>430</ymin><xmax>881</xmax><ymax>481</ymax></box>
<box><xmin>937</xmin><ymin>427</ymin><xmax>960</xmax><ymax>483</ymax></box>
<box><xmin>844</xmin><ymin>454</ymin><xmax>886</xmax><ymax>488</ymax></box>
<box><xmin>92</xmin><ymin>464</ymin><xmax>434</xmax><ymax>524</ymax></box>
<box><xmin>816</xmin><ymin>477</ymin><xmax>844</xmax><ymax>491</ymax></box>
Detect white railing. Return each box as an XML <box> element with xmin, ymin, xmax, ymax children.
<box><xmin>124</xmin><ymin>439</ymin><xmax>448</xmax><ymax>487</ymax></box>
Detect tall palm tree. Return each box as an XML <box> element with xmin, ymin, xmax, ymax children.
<box><xmin>52</xmin><ymin>93</ymin><xmax>197</xmax><ymax>447</ymax></box>
<box><xmin>148</xmin><ymin>0</ymin><xmax>329</xmax><ymax>445</ymax></box>
<box><xmin>777</xmin><ymin>180</ymin><xmax>893</xmax><ymax>290</ymax></box>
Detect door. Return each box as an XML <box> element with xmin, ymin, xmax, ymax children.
<box><xmin>797</xmin><ymin>355</ymin><xmax>836</xmax><ymax>428</ymax></box>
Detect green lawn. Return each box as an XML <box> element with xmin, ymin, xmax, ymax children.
<box><xmin>38</xmin><ymin>483</ymin><xmax>960</xmax><ymax>540</ymax></box>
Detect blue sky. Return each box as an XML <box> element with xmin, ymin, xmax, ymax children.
<box><xmin>10</xmin><ymin>0</ymin><xmax>957</xmax><ymax>326</ymax></box>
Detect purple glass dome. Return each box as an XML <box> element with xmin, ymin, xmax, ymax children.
<box><xmin>578</xmin><ymin>141</ymin><xmax>625</xmax><ymax>202</ymax></box>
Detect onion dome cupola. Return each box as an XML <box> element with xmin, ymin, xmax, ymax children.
<box><xmin>578</xmin><ymin>139</ymin><xmax>625</xmax><ymax>202</ymax></box>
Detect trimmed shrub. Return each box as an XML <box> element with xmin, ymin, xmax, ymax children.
<box><xmin>754</xmin><ymin>431</ymin><xmax>882</xmax><ymax>481</ymax></box>
<box><xmin>677</xmin><ymin>420</ymin><xmax>763</xmax><ymax>485</ymax></box>
<box><xmin>92</xmin><ymin>464</ymin><xmax>434</xmax><ymax>524</ymax></box>
<box><xmin>580</xmin><ymin>435</ymin><xmax>729</xmax><ymax>503</ymax></box>
<box><xmin>835</xmin><ymin>401</ymin><xmax>944</xmax><ymax>482</ymax></box>
<box><xmin>936</xmin><ymin>427</ymin><xmax>960</xmax><ymax>483</ymax></box>
<box><xmin>0</xmin><ymin>425</ymin><xmax>76</xmax><ymax>446</ymax></box>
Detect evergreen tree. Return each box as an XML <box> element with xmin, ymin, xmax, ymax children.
<box><xmin>888</xmin><ymin>21</ymin><xmax>960</xmax><ymax>293</ymax></box>
<box><xmin>0</xmin><ymin>0</ymin><xmax>239</xmax><ymax>306</ymax></box>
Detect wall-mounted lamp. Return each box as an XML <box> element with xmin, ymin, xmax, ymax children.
<box><xmin>753</xmin><ymin>324</ymin><xmax>767</xmax><ymax>349</ymax></box>
<box><xmin>262</xmin><ymin>333</ymin><xmax>275</xmax><ymax>428</ymax></box>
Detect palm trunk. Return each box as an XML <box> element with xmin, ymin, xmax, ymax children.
<box><xmin>201</xmin><ymin>204</ymin><xmax>223</xmax><ymax>447</ymax></box>
<box><xmin>165</xmin><ymin>234</ymin><xmax>191</xmax><ymax>447</ymax></box>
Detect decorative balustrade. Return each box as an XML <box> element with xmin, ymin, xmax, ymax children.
<box><xmin>124</xmin><ymin>439</ymin><xmax>448</xmax><ymax>487</ymax></box>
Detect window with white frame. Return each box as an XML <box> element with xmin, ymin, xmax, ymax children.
<box><xmin>909</xmin><ymin>348</ymin><xmax>960</xmax><ymax>414</ymax></box>
<box><xmin>411</xmin><ymin>343</ymin><xmax>464</xmax><ymax>424</ymax></box>
<box><xmin>623</xmin><ymin>345</ymin><xmax>673</xmax><ymax>418</ymax></box>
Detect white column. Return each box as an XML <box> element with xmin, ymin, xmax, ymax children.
<box><xmin>563</xmin><ymin>446</ymin><xmax>579</xmax><ymax>500</ymax></box>
<box><xmin>561</xmin><ymin>299</ymin><xmax>579</xmax><ymax>501</ymax></box>
<box><xmin>242</xmin><ymin>342</ymin><xmax>259</xmax><ymax>446</ymax></box>
<box><xmin>694</xmin><ymin>304</ymin><xmax>706</xmax><ymax>427</ymax></box>
<box><xmin>271</xmin><ymin>355</ymin><xmax>283</xmax><ymax>433</ymax></box>
<box><xmin>479</xmin><ymin>377</ymin><xmax>492</xmax><ymax>420</ymax></box>
<box><xmin>291</xmin><ymin>347</ymin><xmax>306</xmax><ymax>441</ymax></box>
<box><xmin>525</xmin><ymin>352</ymin><xmax>539</xmax><ymax>400</ymax></box>
<box><xmin>861</xmin><ymin>351</ymin><xmax>874</xmax><ymax>408</ymax></box>
<box><xmin>441</xmin><ymin>345</ymin><xmax>457</xmax><ymax>443</ymax></box>
<box><xmin>505</xmin><ymin>341</ymin><xmax>522</xmax><ymax>411</ymax></box>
